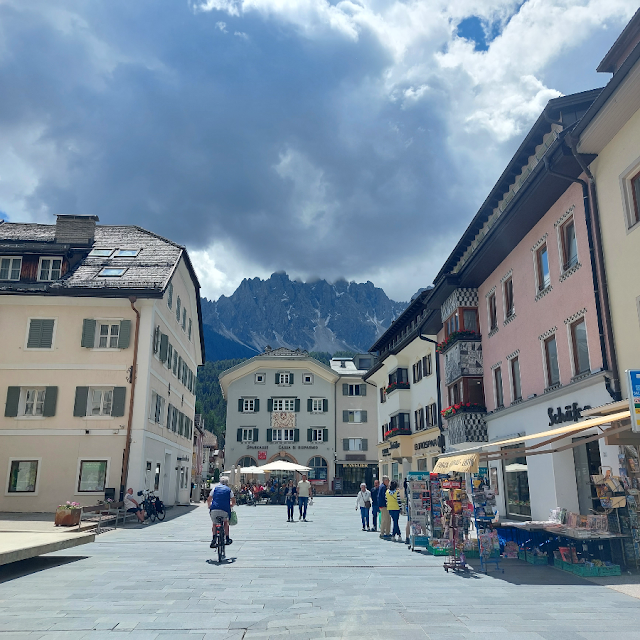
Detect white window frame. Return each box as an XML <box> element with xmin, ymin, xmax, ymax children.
<box><xmin>95</xmin><ymin>320</ymin><xmax>121</xmax><ymax>349</ymax></box>
<box><xmin>242</xmin><ymin>398</ymin><xmax>256</xmax><ymax>413</ymax></box>
<box><xmin>278</xmin><ymin>372</ymin><xmax>291</xmax><ymax>385</ymax></box>
<box><xmin>114</xmin><ymin>249</ymin><xmax>140</xmax><ymax>257</ymax></box>
<box><xmin>348</xmin><ymin>384</ymin><xmax>362</xmax><ymax>396</ymax></box>
<box><xmin>76</xmin><ymin>458</ymin><xmax>110</xmax><ymax>494</ymax></box>
<box><xmin>88</xmin><ymin>248</ymin><xmax>114</xmax><ymax>257</ymax></box>
<box><xmin>303</xmin><ymin>373</ymin><xmax>313</xmax><ymax>384</ymax></box>
<box><xmin>98</xmin><ymin>267</ymin><xmax>127</xmax><ymax>277</ymax></box>
<box><xmin>5</xmin><ymin>458</ymin><xmax>42</xmax><ymax>496</ymax></box>
<box><xmin>311</xmin><ymin>398</ymin><xmax>324</xmax><ymax>413</ymax></box>
<box><xmin>311</xmin><ymin>428</ymin><xmax>324</xmax><ymax>442</ymax></box>
<box><xmin>0</xmin><ymin>256</ymin><xmax>22</xmax><ymax>281</ymax></box>
<box><xmin>557</xmin><ymin>216</ymin><xmax>578</xmax><ymax>273</ymax></box>
<box><xmin>241</xmin><ymin>428</ymin><xmax>255</xmax><ymax>442</ymax></box>
<box><xmin>20</xmin><ymin>388</ymin><xmax>46</xmax><ymax>418</ymax></box>
<box><xmin>37</xmin><ymin>256</ymin><xmax>63</xmax><ymax>281</ymax></box>
<box><xmin>348</xmin><ymin>438</ymin><xmax>363</xmax><ymax>451</ymax></box>
<box><xmin>24</xmin><ymin>317</ymin><xmax>57</xmax><ymax>351</ymax></box>
<box><xmin>534</xmin><ymin>244</ymin><xmax>551</xmax><ymax>292</ymax></box>
<box><xmin>149</xmin><ymin>391</ymin><xmax>166</xmax><ymax>426</ymax></box>
<box><xmin>273</xmin><ymin>398</ymin><xmax>295</xmax><ymax>412</ymax></box>
<box><xmin>272</xmin><ymin>428</ymin><xmax>295</xmax><ymax>442</ymax></box>
<box><xmin>346</xmin><ymin>410</ymin><xmax>364</xmax><ymax>423</ymax></box>
<box><xmin>87</xmin><ymin>387</ymin><xmax>114</xmax><ymax>418</ymax></box>
<box><xmin>255</xmin><ymin>373</ymin><xmax>266</xmax><ymax>384</ymax></box>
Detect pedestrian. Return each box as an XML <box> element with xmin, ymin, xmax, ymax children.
<box><xmin>284</xmin><ymin>480</ymin><xmax>297</xmax><ymax>522</ymax></box>
<box><xmin>378</xmin><ymin>475</ymin><xmax>391</xmax><ymax>539</ymax></box>
<box><xmin>404</xmin><ymin>477</ymin><xmax>411</xmax><ymax>544</ymax></box>
<box><xmin>371</xmin><ymin>479</ymin><xmax>380</xmax><ymax>532</ymax></box>
<box><xmin>297</xmin><ymin>473</ymin><xmax>311</xmax><ymax>521</ymax></box>
<box><xmin>355</xmin><ymin>482</ymin><xmax>372</xmax><ymax>531</ymax></box>
<box><xmin>387</xmin><ymin>480</ymin><xmax>402</xmax><ymax>541</ymax></box>
<box><xmin>123</xmin><ymin>488</ymin><xmax>147</xmax><ymax>524</ymax></box>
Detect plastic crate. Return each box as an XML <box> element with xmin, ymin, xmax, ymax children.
<box><xmin>518</xmin><ymin>551</ymin><xmax>527</xmax><ymax>561</ymax></box>
<box><xmin>598</xmin><ymin>564</ymin><xmax>621</xmax><ymax>576</ymax></box>
<box><xmin>412</xmin><ymin>536</ymin><xmax>430</xmax><ymax>546</ymax></box>
<box><xmin>463</xmin><ymin>548</ymin><xmax>480</xmax><ymax>558</ymax></box>
<box><xmin>553</xmin><ymin>558</ymin><xmax>573</xmax><ymax>572</ymax></box>
<box><xmin>428</xmin><ymin>545</ymin><xmax>451</xmax><ymax>556</ymax></box>
<box><xmin>569</xmin><ymin>563</ymin><xmax>600</xmax><ymax>577</ymax></box>
<box><xmin>526</xmin><ymin>553</ymin><xmax>549</xmax><ymax>565</ymax></box>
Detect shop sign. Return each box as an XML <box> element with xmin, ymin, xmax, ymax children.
<box><xmin>414</xmin><ymin>439</ymin><xmax>439</xmax><ymax>451</ymax></box>
<box><xmin>389</xmin><ymin>441</ymin><xmax>400</xmax><ymax>450</ymax></box>
<box><xmin>246</xmin><ymin>445</ymin><xmax>265</xmax><ymax>450</ymax></box>
<box><xmin>628</xmin><ymin>370</ymin><xmax>640</xmax><ymax>433</ymax></box>
<box><xmin>547</xmin><ymin>402</ymin><xmax>591</xmax><ymax>426</ymax></box>
<box><xmin>297</xmin><ymin>445</ymin><xmax>319</xmax><ymax>450</ymax></box>
<box><xmin>258</xmin><ymin>451</ymin><xmax>267</xmax><ymax>460</ymax></box>
<box><xmin>381</xmin><ymin>448</ymin><xmax>391</xmax><ymax>457</ymax></box>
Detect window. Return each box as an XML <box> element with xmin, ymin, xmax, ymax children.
<box><xmin>344</xmin><ymin>384</ymin><xmax>365</xmax><ymax>396</ymax></box>
<box><xmin>97</xmin><ymin>323</ymin><xmax>120</xmax><ymax>348</ymax></box>
<box><xmin>463</xmin><ymin>309</ymin><xmax>478</xmax><ymax>333</ymax></box>
<box><xmin>358</xmin><ymin>357</ymin><xmax>372</xmax><ymax>369</ymax></box>
<box><xmin>488</xmin><ymin>292</ymin><xmax>498</xmax><ymax>331</ymax></box>
<box><xmin>449</xmin><ymin>380</ymin><xmax>462</xmax><ymax>405</ymax></box>
<box><xmin>8</xmin><ymin>460</ymin><xmax>38</xmax><ymax>493</ymax></box>
<box><xmin>445</xmin><ymin>310</ymin><xmax>459</xmax><ymax>338</ymax></box>
<box><xmin>277</xmin><ymin>372</ymin><xmax>292</xmax><ymax>385</ymax></box>
<box><xmin>308</xmin><ymin>456</ymin><xmax>328</xmax><ymax>481</ymax></box>
<box><xmin>423</xmin><ymin>353</ymin><xmax>433</xmax><ymax>376</ymax></box>
<box><xmin>536</xmin><ymin>245</ymin><xmax>550</xmax><ymax>291</ymax></box>
<box><xmin>114</xmin><ymin>249</ymin><xmax>140</xmax><ymax>257</ymax></box>
<box><xmin>241</xmin><ymin>428</ymin><xmax>255</xmax><ymax>442</ymax></box>
<box><xmin>344</xmin><ymin>410</ymin><xmax>367</xmax><ymax>423</ymax></box>
<box><xmin>272</xmin><ymin>428</ymin><xmax>295</xmax><ymax>441</ymax></box>
<box><xmin>23</xmin><ymin>389</ymin><xmax>45</xmax><ymax>416</ymax></box>
<box><xmin>415</xmin><ymin>407</ymin><xmax>425</xmax><ymax>431</ymax></box>
<box><xmin>380</xmin><ymin>387</ymin><xmax>386</xmax><ymax>403</ymax></box>
<box><xmin>149</xmin><ymin>391</ymin><xmax>165</xmax><ymax>425</ymax></box>
<box><xmin>238</xmin><ymin>456</ymin><xmax>258</xmax><ymax>468</ymax></box>
<box><xmin>503</xmin><ymin>449</ymin><xmax>531</xmax><ymax>518</ymax></box>
<box><xmin>273</xmin><ymin>399</ymin><xmax>295</xmax><ymax>412</ymax></box>
<box><xmin>544</xmin><ymin>335</ymin><xmax>560</xmax><ymax>387</ymax></box>
<box><xmin>243</xmin><ymin>399</ymin><xmax>255</xmax><ymax>413</ymax></box>
<box><xmin>255</xmin><ymin>373</ymin><xmax>265</xmax><ymax>384</ymax></box>
<box><xmin>388</xmin><ymin>369</ymin><xmax>408</xmax><ymax>385</ymax></box>
<box><xmin>311</xmin><ymin>398</ymin><xmax>324</xmax><ymax>413</ymax></box>
<box><xmin>154</xmin><ymin>463</ymin><xmax>161</xmax><ymax>491</ymax></box>
<box><xmin>392</xmin><ymin>462</ymin><xmax>399</xmax><ymax>481</ymax></box>
<box><xmin>504</xmin><ymin>278</ymin><xmax>514</xmax><ymax>318</ymax></box>
<box><xmin>98</xmin><ymin>267</ymin><xmax>126</xmax><ymax>277</ymax></box>
<box><xmin>176</xmin><ymin>296</ymin><xmax>181</xmax><ymax>322</ymax></box>
<box><xmin>0</xmin><ymin>257</ymin><xmax>21</xmax><ymax>281</ymax></box>
<box><xmin>348</xmin><ymin>438</ymin><xmax>363</xmax><ymax>451</ymax></box>
<box><xmin>417</xmin><ymin>458</ymin><xmax>428</xmax><ymax>471</ymax></box>
<box><xmin>88</xmin><ymin>388</ymin><xmax>113</xmax><ymax>416</ymax></box>
<box><xmin>26</xmin><ymin>319</ymin><xmax>55</xmax><ymax>349</ymax></box>
<box><xmin>88</xmin><ymin>248</ymin><xmax>114</xmax><ymax>257</ymax></box>
<box><xmin>494</xmin><ymin>367</ymin><xmax>504</xmax><ymax>408</ymax></box>
<box><xmin>172</xmin><ymin>351</ymin><xmax>178</xmax><ymax>376</ymax></box>
<box><xmin>630</xmin><ymin>170</ymin><xmax>640</xmax><ymax>226</ymax></box>
<box><xmin>78</xmin><ymin>460</ymin><xmax>108</xmax><ymax>492</ymax></box>
<box><xmin>426</xmin><ymin>403</ymin><xmax>438</xmax><ymax>427</ymax></box>
<box><xmin>413</xmin><ymin>360</ymin><xmax>423</xmax><ymax>383</ymax></box>
<box><xmin>570</xmin><ymin>318</ymin><xmax>590</xmax><ymax>375</ymax></box>
<box><xmin>182</xmin><ymin>308</ymin><xmax>186</xmax><ymax>331</ymax></box>
<box><xmin>167</xmin><ymin>283</ymin><xmax>173</xmax><ymax>309</ymax></box>
<box><xmin>382</xmin><ymin>464</ymin><xmax>389</xmax><ymax>478</ymax></box>
<box><xmin>38</xmin><ymin>257</ymin><xmax>62</xmax><ymax>281</ymax></box>
<box><xmin>561</xmin><ymin>218</ymin><xmax>578</xmax><ymax>271</ymax></box>
<box><xmin>311</xmin><ymin>428</ymin><xmax>325</xmax><ymax>442</ymax></box>
<box><xmin>303</xmin><ymin>373</ymin><xmax>313</xmax><ymax>384</ymax></box>
<box><xmin>389</xmin><ymin>413</ymin><xmax>410</xmax><ymax>431</ymax></box>
<box><xmin>188</xmin><ymin>318</ymin><xmax>192</xmax><ymax>341</ymax></box>
<box><xmin>511</xmin><ymin>357</ymin><xmax>522</xmax><ymax>401</ymax></box>
<box><xmin>167</xmin><ymin>344</ymin><xmax>173</xmax><ymax>370</ymax></box>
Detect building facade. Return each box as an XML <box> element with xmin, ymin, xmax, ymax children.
<box><xmin>0</xmin><ymin>215</ymin><xmax>204</xmax><ymax>511</ymax></box>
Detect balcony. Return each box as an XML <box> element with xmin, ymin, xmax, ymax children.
<box><xmin>446</xmin><ymin>411</ymin><xmax>488</xmax><ymax>446</ymax></box>
<box><xmin>436</xmin><ymin>331</ymin><xmax>481</xmax><ymax>355</ymax></box>
<box><xmin>383</xmin><ymin>428</ymin><xmax>411</xmax><ymax>441</ymax></box>
<box><xmin>385</xmin><ymin>381</ymin><xmax>410</xmax><ymax>395</ymax></box>
<box><xmin>444</xmin><ymin>340</ymin><xmax>483</xmax><ymax>386</ymax></box>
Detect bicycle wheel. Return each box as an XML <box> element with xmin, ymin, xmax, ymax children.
<box><xmin>156</xmin><ymin>507</ymin><xmax>166</xmax><ymax>521</ymax></box>
<box><xmin>217</xmin><ymin>530</ymin><xmax>225</xmax><ymax>563</ymax></box>
<box><xmin>149</xmin><ymin>507</ymin><xmax>156</xmax><ymax>522</ymax></box>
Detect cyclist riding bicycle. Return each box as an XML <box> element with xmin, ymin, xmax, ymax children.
<box><xmin>207</xmin><ymin>476</ymin><xmax>235</xmax><ymax>548</ymax></box>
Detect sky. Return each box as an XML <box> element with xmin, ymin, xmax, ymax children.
<box><xmin>0</xmin><ymin>0</ymin><xmax>636</xmax><ymax>303</ymax></box>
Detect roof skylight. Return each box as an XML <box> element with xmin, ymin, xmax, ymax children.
<box><xmin>98</xmin><ymin>267</ymin><xmax>127</xmax><ymax>277</ymax></box>
<box><xmin>89</xmin><ymin>248</ymin><xmax>114</xmax><ymax>257</ymax></box>
<box><xmin>115</xmin><ymin>249</ymin><xmax>140</xmax><ymax>257</ymax></box>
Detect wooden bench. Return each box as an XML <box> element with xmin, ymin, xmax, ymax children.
<box><xmin>77</xmin><ymin>503</ymin><xmax>120</xmax><ymax>533</ymax></box>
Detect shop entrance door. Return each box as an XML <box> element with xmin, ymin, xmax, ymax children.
<box><xmin>573</xmin><ymin>438</ymin><xmax>601</xmax><ymax>515</ymax></box>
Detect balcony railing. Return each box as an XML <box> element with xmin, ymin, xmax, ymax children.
<box><xmin>436</xmin><ymin>331</ymin><xmax>481</xmax><ymax>355</ymax></box>
<box><xmin>383</xmin><ymin>428</ymin><xmax>411</xmax><ymax>441</ymax></box>
<box><xmin>385</xmin><ymin>381</ymin><xmax>410</xmax><ymax>395</ymax></box>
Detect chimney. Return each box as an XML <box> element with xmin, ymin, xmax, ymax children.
<box><xmin>55</xmin><ymin>214</ymin><xmax>99</xmax><ymax>246</ymax></box>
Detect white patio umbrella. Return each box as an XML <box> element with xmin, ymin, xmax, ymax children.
<box><xmin>240</xmin><ymin>465</ymin><xmax>265</xmax><ymax>474</ymax></box>
<box><xmin>504</xmin><ymin>463</ymin><xmax>528</xmax><ymax>473</ymax></box>
<box><xmin>258</xmin><ymin>460</ymin><xmax>311</xmax><ymax>472</ymax></box>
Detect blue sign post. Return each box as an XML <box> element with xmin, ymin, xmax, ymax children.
<box><xmin>627</xmin><ymin>370</ymin><xmax>640</xmax><ymax>433</ymax></box>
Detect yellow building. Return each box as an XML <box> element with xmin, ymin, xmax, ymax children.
<box><xmin>0</xmin><ymin>215</ymin><xmax>204</xmax><ymax>511</ymax></box>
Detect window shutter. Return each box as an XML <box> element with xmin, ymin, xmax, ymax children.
<box><xmin>167</xmin><ymin>403</ymin><xmax>172</xmax><ymax>428</ymax></box>
<box><xmin>27</xmin><ymin>319</ymin><xmax>54</xmax><ymax>349</ymax></box>
<box><xmin>343</xmin><ymin>410</ymin><xmax>348</xmax><ymax>422</ymax></box>
<box><xmin>362</xmin><ymin>438</ymin><xmax>368</xmax><ymax>451</ymax></box>
<box><xmin>267</xmin><ymin>429</ymin><xmax>272</xmax><ymax>442</ymax></box>
<box><xmin>4</xmin><ymin>387</ymin><xmax>20</xmax><ymax>417</ymax></box>
<box><xmin>73</xmin><ymin>387</ymin><xmax>89</xmax><ymax>417</ymax></box>
<box><xmin>43</xmin><ymin>387</ymin><xmax>58</xmax><ymax>417</ymax></box>
<box><xmin>343</xmin><ymin>438</ymin><xmax>349</xmax><ymax>451</ymax></box>
<box><xmin>254</xmin><ymin>428</ymin><xmax>259</xmax><ymax>442</ymax></box>
<box><xmin>118</xmin><ymin>320</ymin><xmax>131</xmax><ymax>349</ymax></box>
<box><xmin>254</xmin><ymin>399</ymin><xmax>260</xmax><ymax>412</ymax></box>
<box><xmin>275</xmin><ymin>373</ymin><xmax>280</xmax><ymax>384</ymax></box>
<box><xmin>323</xmin><ymin>428</ymin><xmax>328</xmax><ymax>442</ymax></box>
<box><xmin>307</xmin><ymin>399</ymin><xmax>313</xmax><ymax>412</ymax></box>
<box><xmin>342</xmin><ymin>383</ymin><xmax>348</xmax><ymax>396</ymax></box>
<box><xmin>360</xmin><ymin>384</ymin><xmax>366</xmax><ymax>396</ymax></box>
<box><xmin>294</xmin><ymin>399</ymin><xmax>300</xmax><ymax>412</ymax></box>
<box><xmin>40</xmin><ymin>319</ymin><xmax>54</xmax><ymax>348</ymax></box>
<box><xmin>237</xmin><ymin>428</ymin><xmax>242</xmax><ymax>442</ymax></box>
<box><xmin>81</xmin><ymin>319</ymin><xmax>96</xmax><ymax>348</ymax></box>
<box><xmin>361</xmin><ymin>410</ymin><xmax>367</xmax><ymax>423</ymax></box>
<box><xmin>307</xmin><ymin>428</ymin><xmax>312</xmax><ymax>442</ymax></box>
<box><xmin>322</xmin><ymin>399</ymin><xmax>328</xmax><ymax>412</ymax></box>
<box><xmin>294</xmin><ymin>429</ymin><xmax>299</xmax><ymax>442</ymax></box>
<box><xmin>112</xmin><ymin>387</ymin><xmax>126</xmax><ymax>417</ymax></box>
<box><xmin>159</xmin><ymin>334</ymin><xmax>168</xmax><ymax>362</ymax></box>
<box><xmin>267</xmin><ymin>399</ymin><xmax>273</xmax><ymax>412</ymax></box>
<box><xmin>287</xmin><ymin>373</ymin><xmax>292</xmax><ymax>384</ymax></box>
<box><xmin>238</xmin><ymin>399</ymin><xmax>244</xmax><ymax>412</ymax></box>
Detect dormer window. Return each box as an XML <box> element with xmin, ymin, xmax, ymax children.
<box><xmin>114</xmin><ymin>249</ymin><xmax>140</xmax><ymax>257</ymax></box>
<box><xmin>98</xmin><ymin>267</ymin><xmax>126</xmax><ymax>277</ymax></box>
<box><xmin>89</xmin><ymin>248</ymin><xmax>114</xmax><ymax>257</ymax></box>
<box><xmin>38</xmin><ymin>257</ymin><xmax>62</xmax><ymax>281</ymax></box>
<box><xmin>0</xmin><ymin>257</ymin><xmax>22</xmax><ymax>281</ymax></box>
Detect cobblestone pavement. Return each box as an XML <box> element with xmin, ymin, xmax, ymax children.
<box><xmin>1</xmin><ymin>497</ymin><xmax>640</xmax><ymax>639</ymax></box>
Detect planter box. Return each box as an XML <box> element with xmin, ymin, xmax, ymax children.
<box><xmin>526</xmin><ymin>553</ymin><xmax>549</xmax><ymax>565</ymax></box>
<box><xmin>55</xmin><ymin>508</ymin><xmax>81</xmax><ymax>527</ymax></box>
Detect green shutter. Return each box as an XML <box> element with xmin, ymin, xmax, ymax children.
<box><xmin>159</xmin><ymin>334</ymin><xmax>168</xmax><ymax>362</ymax></box>
<box><xmin>111</xmin><ymin>387</ymin><xmax>126</xmax><ymax>417</ymax></box>
<box><xmin>118</xmin><ymin>320</ymin><xmax>131</xmax><ymax>349</ymax></box>
<box><xmin>267</xmin><ymin>429</ymin><xmax>272</xmax><ymax>442</ymax></box>
<box><xmin>267</xmin><ymin>399</ymin><xmax>273</xmax><ymax>412</ymax></box>
<box><xmin>81</xmin><ymin>319</ymin><xmax>96</xmax><ymax>348</ymax></box>
<box><xmin>323</xmin><ymin>428</ymin><xmax>329</xmax><ymax>442</ymax></box>
<box><xmin>343</xmin><ymin>438</ymin><xmax>349</xmax><ymax>451</ymax></box>
<box><xmin>342</xmin><ymin>383</ymin><xmax>348</xmax><ymax>396</ymax></box>
<box><xmin>73</xmin><ymin>387</ymin><xmax>89</xmax><ymax>417</ymax></box>
<box><xmin>343</xmin><ymin>410</ymin><xmax>348</xmax><ymax>422</ymax></box>
<box><xmin>361</xmin><ymin>410</ymin><xmax>368</xmax><ymax>423</ymax></box>
<box><xmin>27</xmin><ymin>319</ymin><xmax>55</xmax><ymax>349</ymax></box>
<box><xmin>289</xmin><ymin>373</ymin><xmax>294</xmax><ymax>384</ymax></box>
<box><xmin>4</xmin><ymin>387</ymin><xmax>20</xmax><ymax>417</ymax></box>
<box><xmin>294</xmin><ymin>399</ymin><xmax>300</xmax><ymax>412</ymax></box>
<box><xmin>322</xmin><ymin>399</ymin><xmax>328</xmax><ymax>412</ymax></box>
<box><xmin>307</xmin><ymin>428</ymin><xmax>312</xmax><ymax>442</ymax></box>
<box><xmin>254</xmin><ymin>428</ymin><xmax>259</xmax><ymax>441</ymax></box>
<box><xmin>362</xmin><ymin>438</ymin><xmax>368</xmax><ymax>451</ymax></box>
<box><xmin>294</xmin><ymin>429</ymin><xmax>299</xmax><ymax>442</ymax></box>
<box><xmin>43</xmin><ymin>387</ymin><xmax>58</xmax><ymax>417</ymax></box>
<box><xmin>360</xmin><ymin>384</ymin><xmax>367</xmax><ymax>396</ymax></box>
<box><xmin>237</xmin><ymin>428</ymin><xmax>242</xmax><ymax>442</ymax></box>
<box><xmin>307</xmin><ymin>399</ymin><xmax>313</xmax><ymax>412</ymax></box>
<box><xmin>238</xmin><ymin>399</ymin><xmax>244</xmax><ymax>412</ymax></box>
<box><xmin>254</xmin><ymin>399</ymin><xmax>260</xmax><ymax>412</ymax></box>
<box><xmin>275</xmin><ymin>373</ymin><xmax>280</xmax><ymax>384</ymax></box>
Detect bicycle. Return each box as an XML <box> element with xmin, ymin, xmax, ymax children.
<box><xmin>138</xmin><ymin>490</ymin><xmax>165</xmax><ymax>522</ymax></box>
<box><xmin>213</xmin><ymin>515</ymin><xmax>226</xmax><ymax>562</ymax></box>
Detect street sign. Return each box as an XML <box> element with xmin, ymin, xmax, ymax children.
<box><xmin>627</xmin><ymin>370</ymin><xmax>640</xmax><ymax>433</ymax></box>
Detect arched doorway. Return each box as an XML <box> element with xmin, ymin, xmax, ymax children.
<box><xmin>307</xmin><ymin>456</ymin><xmax>328</xmax><ymax>483</ymax></box>
<box><xmin>237</xmin><ymin>456</ymin><xmax>258</xmax><ymax>468</ymax></box>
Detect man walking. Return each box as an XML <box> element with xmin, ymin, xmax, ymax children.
<box><xmin>371</xmin><ymin>479</ymin><xmax>380</xmax><ymax>532</ymax></box>
<box><xmin>298</xmin><ymin>474</ymin><xmax>312</xmax><ymax>521</ymax></box>
<box><xmin>378</xmin><ymin>475</ymin><xmax>391</xmax><ymax>539</ymax></box>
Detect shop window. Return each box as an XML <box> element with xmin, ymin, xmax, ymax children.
<box><xmin>544</xmin><ymin>335</ymin><xmax>560</xmax><ymax>387</ymax></box>
<box><xmin>308</xmin><ymin>456</ymin><xmax>328</xmax><ymax>481</ymax></box>
<box><xmin>503</xmin><ymin>278</ymin><xmax>515</xmax><ymax>319</ymax></box>
<box><xmin>510</xmin><ymin>357</ymin><xmax>522</xmax><ymax>402</ymax></box>
<box><xmin>494</xmin><ymin>367</ymin><xmax>504</xmax><ymax>408</ymax></box>
<box><xmin>570</xmin><ymin>318</ymin><xmax>590</xmax><ymax>376</ymax></box>
<box><xmin>560</xmin><ymin>218</ymin><xmax>578</xmax><ymax>271</ymax></box>
<box><xmin>7</xmin><ymin>460</ymin><xmax>39</xmax><ymax>493</ymax></box>
<box><xmin>536</xmin><ymin>244</ymin><xmax>551</xmax><ymax>291</ymax></box>
<box><xmin>502</xmin><ymin>449</ymin><xmax>531</xmax><ymax>519</ymax></box>
<box><xmin>78</xmin><ymin>460</ymin><xmax>108</xmax><ymax>492</ymax></box>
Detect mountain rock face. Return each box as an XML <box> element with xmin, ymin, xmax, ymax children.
<box><xmin>201</xmin><ymin>272</ymin><xmax>407</xmax><ymax>361</ymax></box>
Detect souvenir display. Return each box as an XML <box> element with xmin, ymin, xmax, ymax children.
<box><xmin>471</xmin><ymin>470</ymin><xmax>502</xmax><ymax>573</ymax></box>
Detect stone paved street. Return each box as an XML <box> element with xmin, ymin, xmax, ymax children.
<box><xmin>1</xmin><ymin>497</ymin><xmax>640</xmax><ymax>639</ymax></box>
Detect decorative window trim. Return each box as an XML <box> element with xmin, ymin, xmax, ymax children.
<box><xmin>485</xmin><ymin>285</ymin><xmax>496</xmax><ymax>299</ymax></box>
<box><xmin>303</xmin><ymin>373</ymin><xmax>314</xmax><ymax>385</ymax></box>
<box><xmin>530</xmin><ymin>233</ymin><xmax>548</xmax><ymax>253</ymax></box>
<box><xmin>539</xmin><ymin>326</ymin><xmax>558</xmax><ymax>341</ymax></box>
<box><xmin>503</xmin><ymin>313</ymin><xmax>517</xmax><ymax>327</ymax></box>
<box><xmin>255</xmin><ymin>373</ymin><xmax>266</xmax><ymax>384</ymax></box>
<box><xmin>554</xmin><ymin>205</ymin><xmax>575</xmax><ymax>228</ymax></box>
<box><xmin>488</xmin><ymin>326</ymin><xmax>499</xmax><ymax>338</ymax></box>
<box><xmin>564</xmin><ymin>308</ymin><xmax>588</xmax><ymax>325</ymax></box>
<box><xmin>559</xmin><ymin>262</ymin><xmax>581</xmax><ymax>283</ymax></box>
<box><xmin>506</xmin><ymin>349</ymin><xmax>520</xmax><ymax>361</ymax></box>
<box><xmin>490</xmin><ymin>361</ymin><xmax>502</xmax><ymax>371</ymax></box>
<box><xmin>500</xmin><ymin>269</ymin><xmax>513</xmax><ymax>284</ymax></box>
<box><xmin>534</xmin><ymin>284</ymin><xmax>553</xmax><ymax>302</ymax></box>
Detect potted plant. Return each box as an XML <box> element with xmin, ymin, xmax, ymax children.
<box><xmin>55</xmin><ymin>501</ymin><xmax>82</xmax><ymax>526</ymax></box>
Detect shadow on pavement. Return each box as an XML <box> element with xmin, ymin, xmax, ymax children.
<box><xmin>206</xmin><ymin>557</ymin><xmax>237</xmax><ymax>566</ymax></box>
<box><xmin>0</xmin><ymin>556</ymin><xmax>87</xmax><ymax>584</ymax></box>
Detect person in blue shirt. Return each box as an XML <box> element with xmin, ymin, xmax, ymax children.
<box><xmin>207</xmin><ymin>476</ymin><xmax>235</xmax><ymax>548</ymax></box>
<box><xmin>371</xmin><ymin>479</ymin><xmax>380</xmax><ymax>532</ymax></box>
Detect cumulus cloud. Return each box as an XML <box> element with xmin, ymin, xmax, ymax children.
<box><xmin>0</xmin><ymin>0</ymin><xmax>636</xmax><ymax>301</ymax></box>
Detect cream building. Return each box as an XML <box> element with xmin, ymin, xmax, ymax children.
<box><xmin>0</xmin><ymin>215</ymin><xmax>204</xmax><ymax>511</ymax></box>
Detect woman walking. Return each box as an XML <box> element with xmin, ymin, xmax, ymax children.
<box><xmin>386</xmin><ymin>480</ymin><xmax>402</xmax><ymax>541</ymax></box>
<box><xmin>284</xmin><ymin>480</ymin><xmax>297</xmax><ymax>522</ymax></box>
<box><xmin>355</xmin><ymin>482</ymin><xmax>372</xmax><ymax>531</ymax></box>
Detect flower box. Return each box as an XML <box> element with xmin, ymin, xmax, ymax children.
<box><xmin>384</xmin><ymin>428</ymin><xmax>412</xmax><ymax>439</ymax></box>
<box><xmin>436</xmin><ymin>331</ymin><xmax>481</xmax><ymax>354</ymax></box>
<box><xmin>386</xmin><ymin>381</ymin><xmax>410</xmax><ymax>394</ymax></box>
<box><xmin>55</xmin><ymin>507</ymin><xmax>82</xmax><ymax>527</ymax></box>
<box><xmin>441</xmin><ymin>403</ymin><xmax>486</xmax><ymax>419</ymax></box>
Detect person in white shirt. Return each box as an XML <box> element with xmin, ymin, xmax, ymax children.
<box><xmin>123</xmin><ymin>488</ymin><xmax>146</xmax><ymax>524</ymax></box>
<box><xmin>297</xmin><ymin>474</ymin><xmax>312</xmax><ymax>521</ymax></box>
<box><xmin>355</xmin><ymin>483</ymin><xmax>372</xmax><ymax>531</ymax></box>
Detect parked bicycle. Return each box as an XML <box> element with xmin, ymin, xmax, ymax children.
<box><xmin>137</xmin><ymin>490</ymin><xmax>166</xmax><ymax>522</ymax></box>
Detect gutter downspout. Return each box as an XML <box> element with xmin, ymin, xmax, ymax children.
<box><xmin>418</xmin><ymin>323</ymin><xmax>443</xmax><ymax>434</ymax></box>
<box><xmin>120</xmin><ymin>297</ymin><xmax>141</xmax><ymax>500</ymax></box>
<box><xmin>543</xmin><ymin>156</ymin><xmax>616</xmax><ymax>398</ymax></box>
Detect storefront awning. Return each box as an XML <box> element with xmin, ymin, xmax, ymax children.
<box><xmin>432</xmin><ymin>453</ymin><xmax>479</xmax><ymax>474</ymax></box>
